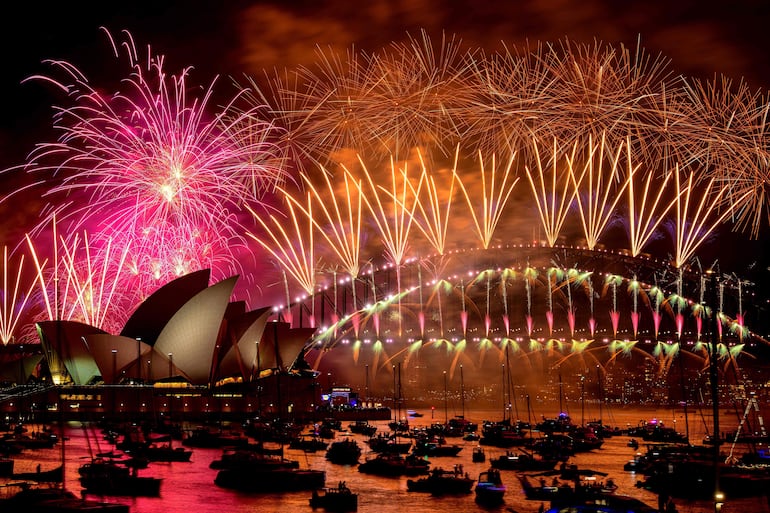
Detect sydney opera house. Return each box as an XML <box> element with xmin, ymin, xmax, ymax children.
<box><xmin>0</xmin><ymin>269</ymin><xmax>326</xmax><ymax>422</ymax></box>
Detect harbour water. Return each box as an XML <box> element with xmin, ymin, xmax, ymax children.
<box><xmin>4</xmin><ymin>405</ymin><xmax>769</xmax><ymax>513</ymax></box>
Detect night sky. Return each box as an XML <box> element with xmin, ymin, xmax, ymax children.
<box><xmin>4</xmin><ymin>0</ymin><xmax>770</xmax><ymax>163</ymax></box>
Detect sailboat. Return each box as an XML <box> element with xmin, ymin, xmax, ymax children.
<box><xmin>479</xmin><ymin>363</ymin><xmax>530</xmax><ymax>447</ymax></box>
<box><xmin>0</xmin><ymin>403</ymin><xmax>129</xmax><ymax>512</ymax></box>
<box><xmin>387</xmin><ymin>363</ymin><xmax>409</xmax><ymax>433</ymax></box>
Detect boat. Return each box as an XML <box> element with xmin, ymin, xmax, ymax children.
<box><xmin>472</xmin><ymin>446</ymin><xmax>486</xmax><ymax>463</ymax></box>
<box><xmin>518</xmin><ymin>474</ymin><xmax>618</xmax><ymax>502</ymax></box>
<box><xmin>309</xmin><ymin>482</ymin><xmax>358</xmax><ymax>511</ymax></box>
<box><xmin>0</xmin><ymin>482</ymin><xmax>130</xmax><ymax>513</ymax></box>
<box><xmin>530</xmin><ymin>433</ymin><xmax>576</xmax><ymax>461</ymax></box>
<box><xmin>541</xmin><ymin>494</ymin><xmax>659</xmax><ymax>513</ymax></box>
<box><xmin>490</xmin><ymin>449</ymin><xmax>558</xmax><ymax>471</ymax></box>
<box><xmin>474</xmin><ymin>468</ymin><xmax>506</xmax><ymax>505</ymax></box>
<box><xmin>358</xmin><ymin>452</ymin><xmax>430</xmax><ymax>477</ymax></box>
<box><xmin>406</xmin><ymin>466</ymin><xmax>474</xmax><ymax>495</ymax></box>
<box><xmin>208</xmin><ymin>449</ymin><xmax>299</xmax><ymax>471</ymax></box>
<box><xmin>366</xmin><ymin>433</ymin><xmax>412</xmax><ymax>454</ymax></box>
<box><xmin>130</xmin><ymin>443</ymin><xmax>192</xmax><ymax>462</ymax></box>
<box><xmin>11</xmin><ymin>464</ymin><xmax>63</xmax><ymax>483</ymax></box>
<box><xmin>569</xmin><ymin>426</ymin><xmax>605</xmax><ymax>452</ymax></box>
<box><xmin>627</xmin><ymin>419</ymin><xmax>688</xmax><ymax>444</ymax></box>
<box><xmin>1</xmin><ymin>431</ymin><xmax>58</xmax><ymax>449</ymax></box>
<box><xmin>325</xmin><ymin>438</ymin><xmax>361</xmax><ymax>465</ymax></box>
<box><xmin>182</xmin><ymin>427</ymin><xmax>249</xmax><ymax>448</ymax></box>
<box><xmin>0</xmin><ymin>457</ymin><xmax>13</xmax><ymax>476</ymax></box>
<box><xmin>411</xmin><ymin>436</ymin><xmax>462</xmax><ymax>457</ymax></box>
<box><xmin>635</xmin><ymin>455</ymin><xmax>770</xmax><ymax>499</ymax></box>
<box><xmin>289</xmin><ymin>435</ymin><xmax>329</xmax><ymax>452</ymax></box>
<box><xmin>536</xmin><ymin>412</ymin><xmax>574</xmax><ymax>433</ymax></box>
<box><xmin>479</xmin><ymin>419</ymin><xmax>531</xmax><ymax>447</ymax></box>
<box><xmin>347</xmin><ymin>421</ymin><xmax>377</xmax><ymax>437</ymax></box>
<box><xmin>78</xmin><ymin>458</ymin><xmax>162</xmax><ymax>497</ymax></box>
<box><xmin>214</xmin><ymin>467</ymin><xmax>325</xmax><ymax>492</ymax></box>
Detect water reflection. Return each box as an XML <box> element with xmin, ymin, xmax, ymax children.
<box><xmin>4</xmin><ymin>407</ymin><xmax>769</xmax><ymax>513</ymax></box>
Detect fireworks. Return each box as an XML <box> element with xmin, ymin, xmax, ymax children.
<box><xmin>3</xmin><ymin>31</ymin><xmax>770</xmax><ymax>385</ymax></box>
<box><xmin>21</xmin><ymin>28</ymin><xmax>287</xmax><ymax>302</ymax></box>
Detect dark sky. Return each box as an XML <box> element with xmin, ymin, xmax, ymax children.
<box><xmin>3</xmin><ymin>0</ymin><xmax>770</xmax><ymax>167</ymax></box>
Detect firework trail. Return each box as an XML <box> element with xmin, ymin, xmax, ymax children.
<box><xmin>672</xmin><ymin>166</ymin><xmax>753</xmax><ymax>268</ymax></box>
<box><xmin>0</xmin><ymin>246</ymin><xmax>37</xmax><ymax>345</ymax></box>
<box><xmin>406</xmin><ymin>149</ymin><xmax>458</xmax><ymax>256</ymax></box>
<box><xmin>525</xmin><ymin>138</ymin><xmax>578</xmax><ymax>247</ymax></box>
<box><xmin>246</xmin><ymin>191</ymin><xmax>316</xmax><ymax>307</ymax></box>
<box><xmin>455</xmin><ymin>151</ymin><xmax>519</xmax><ymax>249</ymax></box>
<box><xmin>569</xmin><ymin>134</ymin><xmax>634</xmax><ymax>250</ymax></box>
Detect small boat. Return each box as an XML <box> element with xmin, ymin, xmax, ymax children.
<box><xmin>310</xmin><ymin>482</ymin><xmax>358</xmax><ymax>511</ymax></box>
<box><xmin>0</xmin><ymin>482</ymin><xmax>129</xmax><ymax>513</ymax></box>
<box><xmin>209</xmin><ymin>449</ymin><xmax>299</xmax><ymax>471</ymax></box>
<box><xmin>215</xmin><ymin>467</ymin><xmax>325</xmax><ymax>492</ymax></box>
<box><xmin>411</xmin><ymin>437</ymin><xmax>462</xmax><ymax>457</ymax></box>
<box><xmin>1</xmin><ymin>432</ymin><xmax>58</xmax><ymax>449</ymax></box>
<box><xmin>182</xmin><ymin>427</ymin><xmax>249</xmax><ymax>448</ymax></box>
<box><xmin>490</xmin><ymin>450</ymin><xmax>558</xmax><ymax>471</ymax></box>
<box><xmin>347</xmin><ymin>421</ymin><xmax>377</xmax><ymax>437</ymax></box>
<box><xmin>290</xmin><ymin>435</ymin><xmax>329</xmax><ymax>452</ymax></box>
<box><xmin>78</xmin><ymin>457</ymin><xmax>162</xmax><ymax>497</ymax></box>
<box><xmin>132</xmin><ymin>443</ymin><xmax>192</xmax><ymax>462</ymax></box>
<box><xmin>569</xmin><ymin>426</ymin><xmax>605</xmax><ymax>452</ymax></box>
<box><xmin>366</xmin><ymin>434</ymin><xmax>412</xmax><ymax>454</ymax></box>
<box><xmin>0</xmin><ymin>457</ymin><xmax>13</xmax><ymax>477</ymax></box>
<box><xmin>628</xmin><ymin>419</ymin><xmax>688</xmax><ymax>444</ymax></box>
<box><xmin>12</xmin><ymin>464</ymin><xmax>63</xmax><ymax>483</ymax></box>
<box><xmin>542</xmin><ymin>494</ymin><xmax>658</xmax><ymax>513</ymax></box>
<box><xmin>518</xmin><ymin>475</ymin><xmax>618</xmax><ymax>502</ymax></box>
<box><xmin>358</xmin><ymin>453</ymin><xmax>429</xmax><ymax>477</ymax></box>
<box><xmin>325</xmin><ymin>439</ymin><xmax>361</xmax><ymax>465</ymax></box>
<box><xmin>474</xmin><ymin>468</ymin><xmax>506</xmax><ymax>505</ymax></box>
<box><xmin>406</xmin><ymin>466</ymin><xmax>474</xmax><ymax>495</ymax></box>
<box><xmin>479</xmin><ymin>419</ymin><xmax>531</xmax><ymax>447</ymax></box>
<box><xmin>472</xmin><ymin>446</ymin><xmax>486</xmax><ymax>463</ymax></box>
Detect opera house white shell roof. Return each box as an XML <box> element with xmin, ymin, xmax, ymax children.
<box><xmin>35</xmin><ymin>271</ymin><xmax>317</xmax><ymax>386</ymax></box>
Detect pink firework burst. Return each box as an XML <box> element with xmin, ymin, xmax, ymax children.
<box><xmin>24</xmin><ymin>28</ymin><xmax>287</xmax><ymax>296</ymax></box>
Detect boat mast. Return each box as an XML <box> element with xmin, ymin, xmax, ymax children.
<box><xmin>397</xmin><ymin>362</ymin><xmax>403</xmax><ymax>425</ymax></box>
<box><xmin>443</xmin><ymin>370</ymin><xmax>448</xmax><ymax>424</ymax></box>
<box><xmin>597</xmin><ymin>365</ymin><xmax>603</xmax><ymax>424</ymax></box>
<box><xmin>501</xmin><ymin>364</ymin><xmax>506</xmax><ymax>422</ymax></box>
<box><xmin>392</xmin><ymin>364</ymin><xmax>397</xmax><ymax>423</ymax></box>
<box><xmin>460</xmin><ymin>364</ymin><xmax>465</xmax><ymax>419</ymax></box>
<box><xmin>581</xmin><ymin>375</ymin><xmax>585</xmax><ymax>427</ymax></box>
<box><xmin>707</xmin><ymin>270</ymin><xmax>721</xmax><ymax>506</ymax></box>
